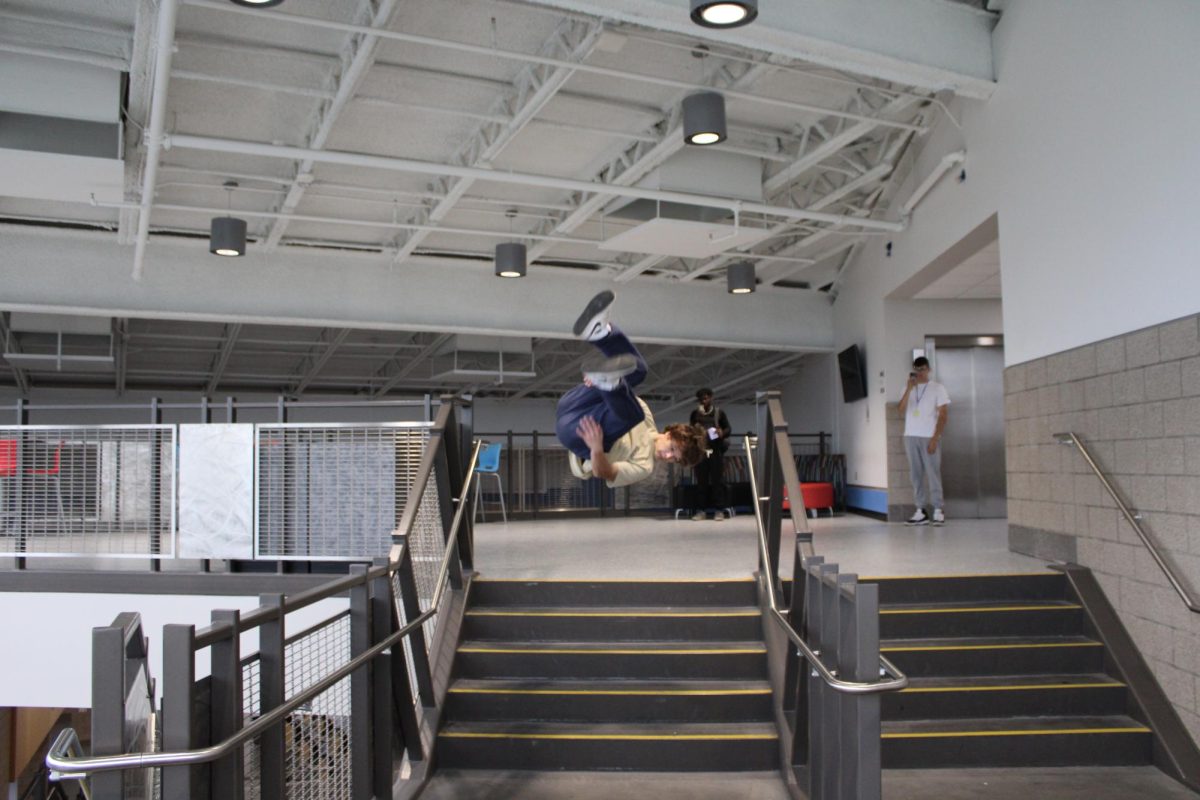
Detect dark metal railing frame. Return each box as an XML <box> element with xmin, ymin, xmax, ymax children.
<box><xmin>47</xmin><ymin>397</ymin><xmax>478</xmax><ymax>800</ymax></box>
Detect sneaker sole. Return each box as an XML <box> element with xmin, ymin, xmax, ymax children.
<box><xmin>931</xmin><ymin>521</ymin><xmax>945</xmax><ymax>526</ymax></box>
<box><xmin>905</xmin><ymin>520</ymin><xmax>930</xmax><ymax>526</ymax></box>
<box><xmin>573</xmin><ymin>290</ymin><xmax>615</xmax><ymax>337</ymax></box>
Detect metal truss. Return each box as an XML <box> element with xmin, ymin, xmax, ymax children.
<box><xmin>205</xmin><ymin>323</ymin><xmax>243</xmax><ymax>395</ymax></box>
<box><xmin>389</xmin><ymin>16</ymin><xmax>605</xmax><ymax>264</ymax></box>
<box><xmin>0</xmin><ymin>312</ymin><xmax>31</xmax><ymax>394</ymax></box>
<box><xmin>288</xmin><ymin>328</ymin><xmax>352</xmax><ymax>397</ymax></box>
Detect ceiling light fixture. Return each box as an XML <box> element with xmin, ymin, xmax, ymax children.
<box><xmin>210</xmin><ymin>181</ymin><xmax>247</xmax><ymax>257</ymax></box>
<box><xmin>727</xmin><ymin>261</ymin><xmax>756</xmax><ymax>294</ymax></box>
<box><xmin>682</xmin><ymin>91</ymin><xmax>727</xmax><ymax>146</ymax></box>
<box><xmin>495</xmin><ymin>243</ymin><xmax>527</xmax><ymax>278</ymax></box>
<box><xmin>690</xmin><ymin>0</ymin><xmax>758</xmax><ymax>28</ymax></box>
<box><xmin>229</xmin><ymin>0</ymin><xmax>287</xmax><ymax>7</ymax></box>
<box><xmin>495</xmin><ymin>210</ymin><xmax>526</xmax><ymax>277</ymax></box>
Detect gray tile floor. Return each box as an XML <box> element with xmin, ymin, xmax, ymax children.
<box><xmin>472</xmin><ymin>513</ymin><xmax>1050</xmax><ymax>580</ymax></box>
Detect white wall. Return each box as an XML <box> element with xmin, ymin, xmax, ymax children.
<box><xmin>779</xmin><ymin>354</ymin><xmax>838</xmax><ymax>440</ymax></box>
<box><xmin>833</xmin><ymin>0</ymin><xmax>1200</xmax><ymax>487</ymax></box>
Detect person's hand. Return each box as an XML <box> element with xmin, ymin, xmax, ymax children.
<box><xmin>576</xmin><ymin>416</ymin><xmax>604</xmax><ymax>452</ymax></box>
<box><xmin>927</xmin><ymin>438</ymin><xmax>939</xmax><ymax>455</ymax></box>
<box><xmin>907</xmin><ymin>374</ymin><xmax>918</xmax><ymax>389</ymax></box>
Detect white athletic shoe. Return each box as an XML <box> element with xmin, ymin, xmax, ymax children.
<box><xmin>582</xmin><ymin>353</ymin><xmax>637</xmax><ymax>391</ymax></box>
<box><xmin>573</xmin><ymin>290</ymin><xmax>615</xmax><ymax>341</ymax></box>
<box><xmin>905</xmin><ymin>509</ymin><xmax>929</xmax><ymax>526</ymax></box>
<box><xmin>691</xmin><ymin>511</ymin><xmax>706</xmax><ymax>521</ymax></box>
<box><xmin>713</xmin><ymin>511</ymin><xmax>726</xmax><ymax>521</ymax></box>
<box><xmin>932</xmin><ymin>509</ymin><xmax>945</xmax><ymax>526</ymax></box>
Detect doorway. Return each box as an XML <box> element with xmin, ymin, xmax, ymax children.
<box><xmin>927</xmin><ymin>336</ymin><xmax>1007</xmax><ymax>519</ymax></box>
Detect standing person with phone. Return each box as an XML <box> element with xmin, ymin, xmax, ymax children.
<box><xmin>898</xmin><ymin>356</ymin><xmax>951</xmax><ymax>526</ymax></box>
<box><xmin>690</xmin><ymin>388</ymin><xmax>732</xmax><ymax>521</ymax></box>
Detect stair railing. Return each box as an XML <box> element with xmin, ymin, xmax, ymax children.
<box><xmin>46</xmin><ymin>397</ymin><xmax>481</xmax><ymax>799</ymax></box>
<box><xmin>1055</xmin><ymin>432</ymin><xmax>1199</xmax><ymax>612</ymax></box>
<box><xmin>750</xmin><ymin>391</ymin><xmax>907</xmax><ymax>800</ymax></box>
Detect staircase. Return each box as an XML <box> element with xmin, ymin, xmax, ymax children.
<box><xmin>437</xmin><ymin>578</ymin><xmax>780</xmax><ymax>772</ymax></box>
<box><xmin>871</xmin><ymin>571</ymin><xmax>1153</xmax><ymax>768</ymax></box>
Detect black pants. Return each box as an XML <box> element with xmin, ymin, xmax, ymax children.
<box><xmin>695</xmin><ymin>450</ymin><xmax>727</xmax><ymax>511</ymax></box>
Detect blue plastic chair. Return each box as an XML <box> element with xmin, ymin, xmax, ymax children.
<box><xmin>472</xmin><ymin>442</ymin><xmax>507</xmax><ymax>523</ymax></box>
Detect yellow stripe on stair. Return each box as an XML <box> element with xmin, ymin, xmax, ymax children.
<box><xmin>458</xmin><ymin>646</ymin><xmax>765</xmax><ymax>655</ymax></box>
<box><xmin>465</xmin><ymin>610</ymin><xmax>757</xmax><ymax>618</ymax></box>
<box><xmin>440</xmin><ymin>731</ymin><xmax>778</xmax><ymax>741</ymax></box>
<box><xmin>448</xmin><ymin>687</ymin><xmax>771</xmax><ymax>696</ymax></box>
<box><xmin>879</xmin><ymin>604</ymin><xmax>1081</xmax><ymax>615</ymax></box>
<box><xmin>882</xmin><ymin>727</ymin><xmax>1150</xmax><ymax>739</ymax></box>
<box><xmin>881</xmin><ymin>641</ymin><xmax>1101</xmax><ymax>653</ymax></box>
<box><xmin>900</xmin><ymin>682</ymin><xmax>1124</xmax><ymax>694</ymax></box>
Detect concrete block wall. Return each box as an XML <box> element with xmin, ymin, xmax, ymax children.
<box><xmin>885</xmin><ymin>403</ymin><xmax>914</xmax><ymax>521</ymax></box>
<box><xmin>1004</xmin><ymin>313</ymin><xmax>1200</xmax><ymax>744</ymax></box>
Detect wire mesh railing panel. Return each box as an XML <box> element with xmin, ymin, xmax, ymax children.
<box><xmin>282</xmin><ymin>612</ymin><xmax>352</xmax><ymax>800</ymax></box>
<box><xmin>534</xmin><ymin>446</ymin><xmax>611</xmax><ymax>512</ymax></box>
<box><xmin>0</xmin><ymin>425</ymin><xmax>175</xmax><ymax>557</ymax></box>
<box><xmin>405</xmin><ymin>475</ymin><xmax>446</xmax><ymax>644</ymax></box>
<box><xmin>242</xmin><ymin>656</ymin><xmax>263</xmax><ymax>800</ymax></box>
<box><xmin>255</xmin><ymin>424</ymin><xmax>432</xmax><ymax>560</ymax></box>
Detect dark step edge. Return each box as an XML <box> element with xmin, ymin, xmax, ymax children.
<box><xmin>882</xmin><ymin>723</ymin><xmax>1152</xmax><ymax>739</ymax></box>
<box><xmin>881</xmin><ymin>639</ymin><xmax>1102</xmax><ymax>653</ymax></box>
<box><xmin>898</xmin><ymin>678</ymin><xmax>1125</xmax><ymax>694</ymax></box>
<box><xmin>458</xmin><ymin>643</ymin><xmax>768</xmax><ymax>653</ymax></box>
<box><xmin>879</xmin><ymin>603</ymin><xmax>1082</xmax><ymax>615</ymax></box>
<box><xmin>1063</xmin><ymin>565</ymin><xmax>1200</xmax><ymax>793</ymax></box>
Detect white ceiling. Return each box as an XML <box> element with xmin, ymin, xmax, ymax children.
<box><xmin>914</xmin><ymin>239</ymin><xmax>1002</xmax><ymax>300</ymax></box>
<box><xmin>0</xmin><ymin>0</ymin><xmax>996</xmax><ymax>401</ymax></box>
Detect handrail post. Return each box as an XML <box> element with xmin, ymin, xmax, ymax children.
<box><xmin>756</xmin><ymin>392</ymin><xmax>784</xmax><ymax>582</ymax></box>
<box><xmin>531</xmin><ymin>431</ymin><xmax>540</xmax><ymax>519</ymax></box>
<box><xmin>91</xmin><ymin>621</ymin><xmax>127</xmax><ymax>800</ymax></box>
<box><xmin>396</xmin><ymin>544</ymin><xmax>436</xmax><ymax>706</ymax></box>
<box><xmin>162</xmin><ymin>624</ymin><xmax>199</xmax><ymax>800</ymax></box>
<box><xmin>209</xmin><ymin>610</ymin><xmax>243</xmax><ymax>800</ymax></box>
<box><xmin>257</xmin><ymin>595</ymin><xmax>285</xmax><ymax>800</ymax></box>
<box><xmin>370</xmin><ymin>561</ymin><xmax>396</xmax><ymax>795</ymax></box>
<box><xmin>349</xmin><ymin>565</ymin><xmax>374</xmax><ymax>800</ymax></box>
<box><xmin>842</xmin><ymin>579</ymin><xmax>882</xmax><ymax>800</ymax></box>
<box><xmin>506</xmin><ymin>430</ymin><xmax>515</xmax><ymax>519</ymax></box>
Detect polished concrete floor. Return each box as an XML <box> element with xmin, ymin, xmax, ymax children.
<box><xmin>472</xmin><ymin>512</ymin><xmax>1049</xmax><ymax>580</ymax></box>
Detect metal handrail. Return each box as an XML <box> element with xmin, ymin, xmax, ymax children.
<box><xmin>1055</xmin><ymin>432</ymin><xmax>1199</xmax><ymax>613</ymax></box>
<box><xmin>47</xmin><ymin>434</ymin><xmax>483</xmax><ymax>779</ymax></box>
<box><xmin>744</xmin><ymin>434</ymin><xmax>908</xmax><ymax>694</ymax></box>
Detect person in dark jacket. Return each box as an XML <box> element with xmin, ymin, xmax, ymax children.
<box><xmin>689</xmin><ymin>388</ymin><xmax>731</xmax><ymax>520</ymax></box>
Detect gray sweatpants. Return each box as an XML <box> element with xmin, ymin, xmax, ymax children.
<box><xmin>904</xmin><ymin>436</ymin><xmax>944</xmax><ymax>511</ymax></box>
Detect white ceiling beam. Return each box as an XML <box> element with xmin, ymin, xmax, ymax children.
<box><xmin>205</xmin><ymin>323</ymin><xmax>242</xmax><ymax>395</ymax></box>
<box><xmin>370</xmin><ymin>334</ymin><xmax>454</xmax><ymax>397</ymax></box>
<box><xmin>516</xmin><ymin>0</ymin><xmax>998</xmax><ymax>99</ymax></box>
<box><xmin>0</xmin><ymin>313</ymin><xmax>32</xmax><ymax>395</ymax></box>
<box><xmin>763</xmin><ymin>96</ymin><xmax>919</xmax><ymax>199</ymax></box>
<box><xmin>524</xmin><ymin>59</ymin><xmax>777</xmax><ymax>264</ymax></box>
<box><xmin>259</xmin><ymin>0</ymin><xmax>403</xmax><ymax>252</ymax></box>
<box><xmin>390</xmin><ymin>17</ymin><xmax>604</xmax><ymax>264</ymax></box>
<box><xmin>164</xmin><ymin>135</ymin><xmax>907</xmax><ymax>232</ymax></box>
<box><xmin>3</xmin><ymin>225</ymin><xmax>834</xmax><ymax>352</ymax></box>
<box><xmin>288</xmin><ymin>328</ymin><xmax>351</xmax><ymax>396</ymax></box>
<box><xmin>181</xmin><ymin>0</ymin><xmax>925</xmax><ymax>133</ymax></box>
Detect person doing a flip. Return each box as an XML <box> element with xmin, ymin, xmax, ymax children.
<box><xmin>555</xmin><ymin>291</ymin><xmax>708</xmax><ymax>488</ymax></box>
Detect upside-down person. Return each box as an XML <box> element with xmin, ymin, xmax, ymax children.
<box><xmin>554</xmin><ymin>291</ymin><xmax>708</xmax><ymax>488</ymax></box>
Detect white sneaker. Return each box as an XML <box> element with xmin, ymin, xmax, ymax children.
<box><xmin>713</xmin><ymin>511</ymin><xmax>725</xmax><ymax>521</ymax></box>
<box><xmin>691</xmin><ymin>511</ymin><xmax>706</xmax><ymax>521</ymax></box>
<box><xmin>905</xmin><ymin>509</ymin><xmax>929</xmax><ymax>526</ymax></box>
<box><xmin>932</xmin><ymin>509</ymin><xmax>945</xmax><ymax>526</ymax></box>
<box><xmin>582</xmin><ymin>353</ymin><xmax>637</xmax><ymax>391</ymax></box>
<box><xmin>573</xmin><ymin>290</ymin><xmax>615</xmax><ymax>341</ymax></box>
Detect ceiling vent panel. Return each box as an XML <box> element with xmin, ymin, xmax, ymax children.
<box><xmin>0</xmin><ymin>53</ymin><xmax>123</xmax><ymax>204</ymax></box>
<box><xmin>428</xmin><ymin>335</ymin><xmax>537</xmax><ymax>383</ymax></box>
<box><xmin>601</xmin><ymin>148</ymin><xmax>768</xmax><ymax>258</ymax></box>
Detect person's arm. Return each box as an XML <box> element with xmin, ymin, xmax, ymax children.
<box><xmin>928</xmin><ymin>405</ymin><xmax>949</xmax><ymax>454</ymax></box>
<box><xmin>576</xmin><ymin>416</ymin><xmax>618</xmax><ymax>481</ymax></box>
<box><xmin>718</xmin><ymin>410</ymin><xmax>731</xmax><ymax>440</ymax></box>
<box><xmin>898</xmin><ymin>374</ymin><xmax>916</xmax><ymax>414</ymax></box>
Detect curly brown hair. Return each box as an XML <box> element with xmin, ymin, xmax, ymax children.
<box><xmin>663</xmin><ymin>423</ymin><xmax>709</xmax><ymax>468</ymax></box>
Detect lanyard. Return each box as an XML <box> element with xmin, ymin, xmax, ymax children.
<box><xmin>913</xmin><ymin>384</ymin><xmax>928</xmax><ymax>408</ymax></box>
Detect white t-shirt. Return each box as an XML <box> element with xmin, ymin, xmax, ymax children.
<box><xmin>903</xmin><ymin>380</ymin><xmax>950</xmax><ymax>438</ymax></box>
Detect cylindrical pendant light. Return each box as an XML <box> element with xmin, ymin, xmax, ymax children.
<box><xmin>690</xmin><ymin>0</ymin><xmax>758</xmax><ymax>28</ymax></box>
<box><xmin>683</xmin><ymin>91</ymin><xmax>727</xmax><ymax>146</ymax></box>
<box><xmin>210</xmin><ymin>216</ymin><xmax>247</xmax><ymax>257</ymax></box>
<box><xmin>495</xmin><ymin>242</ymin><xmax>527</xmax><ymax>278</ymax></box>
<box><xmin>210</xmin><ymin>180</ymin><xmax>247</xmax><ymax>256</ymax></box>
<box><xmin>727</xmin><ymin>261</ymin><xmax>756</xmax><ymax>294</ymax></box>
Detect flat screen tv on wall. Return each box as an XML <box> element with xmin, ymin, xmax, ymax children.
<box><xmin>838</xmin><ymin>344</ymin><xmax>868</xmax><ymax>403</ymax></box>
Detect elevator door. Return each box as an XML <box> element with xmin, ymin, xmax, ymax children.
<box><xmin>936</xmin><ymin>346</ymin><xmax>1007</xmax><ymax>518</ymax></box>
